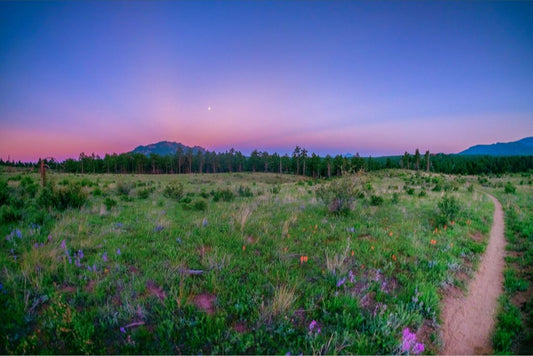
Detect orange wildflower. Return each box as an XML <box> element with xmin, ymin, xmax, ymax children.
<box><xmin>242</xmin><ymin>245</ymin><xmax>246</xmax><ymax>251</ymax></box>
<box><xmin>361</xmin><ymin>264</ymin><xmax>365</xmax><ymax>269</ymax></box>
<box><xmin>444</xmin><ymin>225</ymin><xmax>447</xmax><ymax>231</ymax></box>
<box><xmin>371</xmin><ymin>246</ymin><xmax>374</xmax><ymax>251</ymax></box>
<box><xmin>451</xmin><ymin>221</ymin><xmax>455</xmax><ymax>226</ymax></box>
<box><xmin>430</xmin><ymin>239</ymin><xmax>437</xmax><ymax>245</ymax></box>
<box><xmin>314</xmin><ymin>225</ymin><xmax>318</xmax><ymax>229</ymax></box>
<box><xmin>351</xmin><ymin>251</ymin><xmax>355</xmax><ymax>256</ymax></box>
<box><xmin>283</xmin><ymin>247</ymin><xmax>287</xmax><ymax>252</ymax></box>
<box><xmin>392</xmin><ymin>254</ymin><xmax>397</xmax><ymax>261</ymax></box>
<box><xmin>300</xmin><ymin>255</ymin><xmax>308</xmax><ymax>263</ymax></box>
<box><xmin>389</xmin><ymin>231</ymin><xmax>394</xmax><ymax>237</ymax></box>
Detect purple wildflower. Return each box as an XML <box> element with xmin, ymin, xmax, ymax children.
<box><xmin>153</xmin><ymin>225</ymin><xmax>164</xmax><ymax>232</ymax></box>
<box><xmin>309</xmin><ymin>320</ymin><xmax>317</xmax><ymax>331</ymax></box>
<box><xmin>116</xmin><ymin>248</ymin><xmax>121</xmax><ymax>255</ymax></box>
<box><xmin>120</xmin><ymin>326</ymin><xmax>126</xmax><ymax>333</ymax></box>
<box><xmin>349</xmin><ymin>270</ymin><xmax>355</xmax><ymax>283</ymax></box>
<box><xmin>401</xmin><ymin>327</ymin><xmax>424</xmax><ymax>355</ymax></box>
<box><xmin>202</xmin><ymin>218</ymin><xmax>208</xmax><ymax>227</ymax></box>
<box><xmin>34</xmin><ymin>243</ymin><xmax>39</xmax><ymax>249</ymax></box>
<box><xmin>61</xmin><ymin>239</ymin><xmax>66</xmax><ymax>249</ymax></box>
<box><xmin>15</xmin><ymin>229</ymin><xmax>22</xmax><ymax>239</ymax></box>
<box><xmin>78</xmin><ymin>249</ymin><xmax>84</xmax><ymax>259</ymax></box>
<box><xmin>413</xmin><ymin>342</ymin><xmax>425</xmax><ymax>355</ymax></box>
<box><xmin>337</xmin><ymin>277</ymin><xmax>346</xmax><ymax>288</ymax></box>
<box><xmin>102</xmin><ymin>252</ymin><xmax>108</xmax><ymax>262</ymax></box>
<box><xmin>48</xmin><ymin>234</ymin><xmax>52</xmax><ymax>242</ymax></box>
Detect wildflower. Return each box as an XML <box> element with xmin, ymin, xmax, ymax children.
<box><xmin>176</xmin><ymin>238</ymin><xmax>182</xmax><ymax>244</ymax></box>
<box><xmin>389</xmin><ymin>231</ymin><xmax>393</xmax><ymax>237</ymax></box>
<box><xmin>351</xmin><ymin>250</ymin><xmax>354</xmax><ymax>256</ymax></box>
<box><xmin>444</xmin><ymin>225</ymin><xmax>447</xmax><ymax>231</ymax></box>
<box><xmin>430</xmin><ymin>239</ymin><xmax>437</xmax><ymax>245</ymax></box>
<box><xmin>120</xmin><ymin>326</ymin><xmax>126</xmax><ymax>333</ymax></box>
<box><xmin>309</xmin><ymin>320</ymin><xmax>317</xmax><ymax>331</ymax></box>
<box><xmin>102</xmin><ymin>252</ymin><xmax>108</xmax><ymax>262</ymax></box>
<box><xmin>34</xmin><ymin>243</ymin><xmax>39</xmax><ymax>249</ymax></box>
<box><xmin>349</xmin><ymin>227</ymin><xmax>355</xmax><ymax>233</ymax></box>
<box><xmin>392</xmin><ymin>254</ymin><xmax>397</xmax><ymax>261</ymax></box>
<box><xmin>153</xmin><ymin>225</ymin><xmax>164</xmax><ymax>232</ymax></box>
<box><xmin>242</xmin><ymin>245</ymin><xmax>246</xmax><ymax>251</ymax></box>
<box><xmin>361</xmin><ymin>264</ymin><xmax>365</xmax><ymax>269</ymax></box>
<box><xmin>15</xmin><ymin>229</ymin><xmax>22</xmax><ymax>239</ymax></box>
<box><xmin>61</xmin><ymin>240</ymin><xmax>66</xmax><ymax>249</ymax></box>
<box><xmin>371</xmin><ymin>245</ymin><xmax>374</xmax><ymax>251</ymax></box>
<box><xmin>114</xmin><ymin>222</ymin><xmax>124</xmax><ymax>229</ymax></box>
<box><xmin>48</xmin><ymin>234</ymin><xmax>52</xmax><ymax>242</ymax></box>
<box><xmin>337</xmin><ymin>277</ymin><xmax>346</xmax><ymax>288</ymax></box>
<box><xmin>451</xmin><ymin>221</ymin><xmax>455</xmax><ymax>226</ymax></box>
<box><xmin>202</xmin><ymin>218</ymin><xmax>208</xmax><ymax>227</ymax></box>
<box><xmin>116</xmin><ymin>248</ymin><xmax>121</xmax><ymax>255</ymax></box>
<box><xmin>349</xmin><ymin>270</ymin><xmax>355</xmax><ymax>283</ymax></box>
<box><xmin>401</xmin><ymin>328</ymin><xmax>424</xmax><ymax>355</ymax></box>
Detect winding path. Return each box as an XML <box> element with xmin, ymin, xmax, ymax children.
<box><xmin>441</xmin><ymin>194</ymin><xmax>506</xmax><ymax>355</ymax></box>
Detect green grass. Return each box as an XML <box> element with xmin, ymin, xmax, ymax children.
<box><xmin>488</xmin><ymin>174</ymin><xmax>533</xmax><ymax>354</ymax></box>
<box><xmin>0</xmin><ymin>170</ymin><xmax>496</xmax><ymax>354</ymax></box>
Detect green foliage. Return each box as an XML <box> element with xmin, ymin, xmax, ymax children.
<box><xmin>369</xmin><ymin>194</ymin><xmax>384</xmax><ymax>206</ymax></box>
<box><xmin>137</xmin><ymin>187</ymin><xmax>154</xmax><ymax>199</ymax></box>
<box><xmin>504</xmin><ymin>269</ymin><xmax>529</xmax><ymax>293</ymax></box>
<box><xmin>238</xmin><ymin>185</ymin><xmax>253</xmax><ymax>197</ymax></box>
<box><xmin>163</xmin><ymin>180</ymin><xmax>184</xmax><ymax>200</ymax></box>
<box><xmin>104</xmin><ymin>197</ymin><xmax>117</xmax><ymax>210</ymax></box>
<box><xmin>493</xmin><ymin>295</ymin><xmax>522</xmax><ymax>354</ymax></box>
<box><xmin>38</xmin><ymin>180</ymin><xmax>88</xmax><ymax>211</ymax></box>
<box><xmin>504</xmin><ymin>182</ymin><xmax>516</xmax><ymax>194</ymax></box>
<box><xmin>0</xmin><ymin>179</ymin><xmax>8</xmax><ymax>205</ymax></box>
<box><xmin>0</xmin><ymin>204</ymin><xmax>21</xmax><ymax>223</ymax></box>
<box><xmin>316</xmin><ymin>177</ymin><xmax>358</xmax><ymax>215</ymax></box>
<box><xmin>212</xmin><ymin>188</ymin><xmax>235</xmax><ymax>202</ymax></box>
<box><xmin>116</xmin><ymin>181</ymin><xmax>133</xmax><ymax>196</ymax></box>
<box><xmin>435</xmin><ymin>195</ymin><xmax>460</xmax><ymax>226</ymax></box>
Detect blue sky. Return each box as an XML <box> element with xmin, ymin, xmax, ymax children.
<box><xmin>1</xmin><ymin>1</ymin><xmax>532</xmax><ymax>161</ymax></box>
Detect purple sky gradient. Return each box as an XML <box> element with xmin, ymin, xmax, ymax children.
<box><xmin>1</xmin><ymin>1</ymin><xmax>532</xmax><ymax>162</ymax></box>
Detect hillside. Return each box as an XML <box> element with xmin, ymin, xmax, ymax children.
<box><xmin>459</xmin><ymin>137</ymin><xmax>533</xmax><ymax>156</ymax></box>
<box><xmin>131</xmin><ymin>141</ymin><xmax>205</xmax><ymax>156</ymax></box>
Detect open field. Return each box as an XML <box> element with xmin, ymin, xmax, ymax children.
<box><xmin>0</xmin><ymin>169</ymin><xmax>529</xmax><ymax>354</ymax></box>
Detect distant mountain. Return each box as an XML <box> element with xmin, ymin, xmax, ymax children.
<box><xmin>131</xmin><ymin>141</ymin><xmax>205</xmax><ymax>156</ymax></box>
<box><xmin>459</xmin><ymin>137</ymin><xmax>533</xmax><ymax>156</ymax></box>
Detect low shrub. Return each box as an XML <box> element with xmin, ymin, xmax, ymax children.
<box><xmin>163</xmin><ymin>181</ymin><xmax>184</xmax><ymax>200</ymax></box>
<box><xmin>504</xmin><ymin>182</ymin><xmax>516</xmax><ymax>194</ymax></box>
<box><xmin>212</xmin><ymin>188</ymin><xmax>235</xmax><ymax>202</ymax></box>
<box><xmin>369</xmin><ymin>195</ymin><xmax>384</xmax><ymax>206</ymax></box>
<box><xmin>316</xmin><ymin>177</ymin><xmax>358</xmax><ymax>215</ymax></box>
<box><xmin>116</xmin><ymin>181</ymin><xmax>133</xmax><ymax>196</ymax></box>
<box><xmin>38</xmin><ymin>181</ymin><xmax>88</xmax><ymax>211</ymax></box>
<box><xmin>434</xmin><ymin>195</ymin><xmax>460</xmax><ymax>227</ymax></box>
<box><xmin>104</xmin><ymin>197</ymin><xmax>117</xmax><ymax>211</ymax></box>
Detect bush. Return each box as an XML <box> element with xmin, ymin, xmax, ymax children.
<box><xmin>0</xmin><ymin>180</ymin><xmax>9</xmax><ymax>206</ymax></box>
<box><xmin>316</xmin><ymin>177</ymin><xmax>358</xmax><ymax>215</ymax></box>
<box><xmin>0</xmin><ymin>205</ymin><xmax>21</xmax><ymax>223</ymax></box>
<box><xmin>137</xmin><ymin>187</ymin><xmax>153</xmax><ymax>199</ymax></box>
<box><xmin>212</xmin><ymin>188</ymin><xmax>235</xmax><ymax>202</ymax></box>
<box><xmin>104</xmin><ymin>197</ymin><xmax>117</xmax><ymax>211</ymax></box>
<box><xmin>192</xmin><ymin>199</ymin><xmax>208</xmax><ymax>211</ymax></box>
<box><xmin>504</xmin><ymin>182</ymin><xmax>516</xmax><ymax>194</ymax></box>
<box><xmin>38</xmin><ymin>181</ymin><xmax>88</xmax><ymax>211</ymax></box>
<box><xmin>369</xmin><ymin>195</ymin><xmax>384</xmax><ymax>206</ymax></box>
<box><xmin>163</xmin><ymin>181</ymin><xmax>184</xmax><ymax>200</ymax></box>
<box><xmin>116</xmin><ymin>181</ymin><xmax>133</xmax><ymax>196</ymax></box>
<box><xmin>435</xmin><ymin>195</ymin><xmax>460</xmax><ymax>227</ymax></box>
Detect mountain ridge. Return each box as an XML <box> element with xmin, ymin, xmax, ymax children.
<box><xmin>131</xmin><ymin>141</ymin><xmax>205</xmax><ymax>156</ymax></box>
<box><xmin>459</xmin><ymin>137</ymin><xmax>533</xmax><ymax>156</ymax></box>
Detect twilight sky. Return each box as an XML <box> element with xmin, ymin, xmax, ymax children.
<box><xmin>1</xmin><ymin>1</ymin><xmax>532</xmax><ymax>162</ymax></box>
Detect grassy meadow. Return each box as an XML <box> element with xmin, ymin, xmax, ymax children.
<box><xmin>1</xmin><ymin>169</ymin><xmax>523</xmax><ymax>354</ymax></box>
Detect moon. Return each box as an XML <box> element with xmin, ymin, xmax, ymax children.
<box><xmin>208</xmin><ymin>106</ymin><xmax>212</xmax><ymax>111</ymax></box>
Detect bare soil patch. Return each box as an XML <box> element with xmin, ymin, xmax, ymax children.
<box><xmin>146</xmin><ymin>280</ymin><xmax>167</xmax><ymax>300</ymax></box>
<box><xmin>441</xmin><ymin>194</ymin><xmax>505</xmax><ymax>355</ymax></box>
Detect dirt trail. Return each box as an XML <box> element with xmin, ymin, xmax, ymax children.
<box><xmin>441</xmin><ymin>194</ymin><xmax>506</xmax><ymax>355</ymax></box>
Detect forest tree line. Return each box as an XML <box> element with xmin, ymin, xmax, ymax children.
<box><xmin>1</xmin><ymin>147</ymin><xmax>532</xmax><ymax>176</ymax></box>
